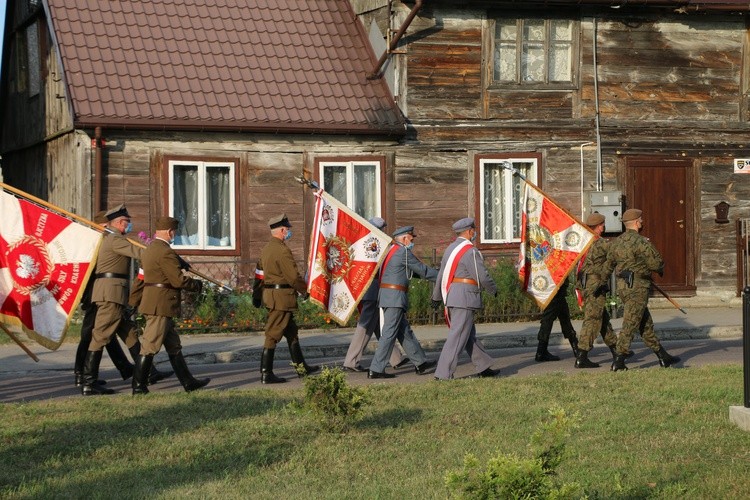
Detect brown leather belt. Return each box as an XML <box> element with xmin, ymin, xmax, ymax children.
<box><xmin>452</xmin><ymin>277</ymin><xmax>478</xmax><ymax>286</ymax></box>
<box><xmin>145</xmin><ymin>283</ymin><xmax>177</xmax><ymax>290</ymax></box>
<box><xmin>380</xmin><ymin>283</ymin><xmax>408</xmax><ymax>292</ymax></box>
<box><xmin>263</xmin><ymin>284</ymin><xmax>292</xmax><ymax>289</ymax></box>
<box><xmin>95</xmin><ymin>272</ymin><xmax>129</xmax><ymax>280</ymax></box>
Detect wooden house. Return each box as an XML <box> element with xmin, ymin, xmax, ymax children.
<box><xmin>2</xmin><ymin>0</ymin><xmax>749</xmax><ymax>299</ymax></box>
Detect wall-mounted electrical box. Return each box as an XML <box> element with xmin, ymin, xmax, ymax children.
<box><xmin>589</xmin><ymin>191</ymin><xmax>623</xmax><ymax>233</ymax></box>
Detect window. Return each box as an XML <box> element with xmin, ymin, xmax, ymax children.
<box><xmin>26</xmin><ymin>22</ymin><xmax>40</xmax><ymax>96</ymax></box>
<box><xmin>318</xmin><ymin>159</ymin><xmax>382</xmax><ymax>220</ymax></box>
<box><xmin>168</xmin><ymin>160</ymin><xmax>236</xmax><ymax>250</ymax></box>
<box><xmin>492</xmin><ymin>17</ymin><xmax>577</xmax><ymax>87</ymax></box>
<box><xmin>477</xmin><ymin>155</ymin><xmax>539</xmax><ymax>244</ymax></box>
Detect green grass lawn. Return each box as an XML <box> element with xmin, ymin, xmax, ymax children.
<box><xmin>2</xmin><ymin>365</ymin><xmax>749</xmax><ymax>499</ymax></box>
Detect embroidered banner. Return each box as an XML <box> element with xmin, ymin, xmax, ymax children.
<box><xmin>0</xmin><ymin>189</ymin><xmax>102</xmax><ymax>350</ymax></box>
<box><xmin>307</xmin><ymin>191</ymin><xmax>391</xmax><ymax>326</ymax></box>
<box><xmin>517</xmin><ymin>181</ymin><xmax>595</xmax><ymax>309</ymax></box>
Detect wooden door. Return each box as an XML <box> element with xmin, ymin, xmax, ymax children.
<box><xmin>626</xmin><ymin>158</ymin><xmax>695</xmax><ymax>295</ymax></box>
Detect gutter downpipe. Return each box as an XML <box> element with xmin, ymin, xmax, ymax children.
<box><xmin>593</xmin><ymin>17</ymin><xmax>603</xmax><ymax>191</ymax></box>
<box><xmin>580</xmin><ymin>141</ymin><xmax>594</xmax><ymax>218</ymax></box>
<box><xmin>94</xmin><ymin>126</ymin><xmax>102</xmax><ymax>213</ymax></box>
<box><xmin>368</xmin><ymin>0</ymin><xmax>424</xmax><ymax>79</ymax></box>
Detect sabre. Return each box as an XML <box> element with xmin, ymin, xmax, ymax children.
<box><xmin>498</xmin><ymin>161</ymin><xmax>528</xmax><ymax>182</ymax></box>
<box><xmin>652</xmin><ymin>282</ymin><xmax>687</xmax><ymax>315</ymax></box>
<box><xmin>295</xmin><ymin>176</ymin><xmax>320</xmax><ymax>191</ymax></box>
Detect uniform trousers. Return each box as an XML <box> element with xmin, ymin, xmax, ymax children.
<box><xmin>344</xmin><ymin>300</ymin><xmax>405</xmax><ymax>369</ymax></box>
<box><xmin>369</xmin><ymin>307</ymin><xmax>427</xmax><ymax>373</ymax></box>
<box><xmin>263</xmin><ymin>309</ymin><xmax>299</xmax><ymax>349</ymax></box>
<box><xmin>90</xmin><ymin>301</ymin><xmax>139</xmax><ymax>351</ymax></box>
<box><xmin>617</xmin><ymin>285</ymin><xmax>662</xmax><ymax>354</ymax></box>
<box><xmin>140</xmin><ymin>315</ymin><xmax>182</xmax><ymax>356</ymax></box>
<box><xmin>577</xmin><ymin>292</ymin><xmax>618</xmax><ymax>351</ymax></box>
<box><xmin>434</xmin><ymin>307</ymin><xmax>493</xmax><ymax>380</ymax></box>
<box><xmin>537</xmin><ymin>290</ymin><xmax>576</xmax><ymax>342</ymax></box>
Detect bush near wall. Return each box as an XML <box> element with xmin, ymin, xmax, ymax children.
<box><xmin>175</xmin><ymin>257</ymin><xmax>581</xmax><ymax>334</ymax></box>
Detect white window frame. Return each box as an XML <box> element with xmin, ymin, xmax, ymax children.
<box><xmin>168</xmin><ymin>160</ymin><xmax>236</xmax><ymax>250</ymax></box>
<box><xmin>478</xmin><ymin>157</ymin><xmax>539</xmax><ymax>244</ymax></box>
<box><xmin>318</xmin><ymin>160</ymin><xmax>382</xmax><ymax>218</ymax></box>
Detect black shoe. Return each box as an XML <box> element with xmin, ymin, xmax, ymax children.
<box><xmin>575</xmin><ymin>351</ymin><xmax>600</xmax><ymax>369</ymax></box>
<box><xmin>367</xmin><ymin>370</ymin><xmax>395</xmax><ymax>379</ymax></box>
<box><xmin>261</xmin><ymin>372</ymin><xmax>287</xmax><ymax>384</ymax></box>
<box><xmin>535</xmin><ymin>350</ymin><xmax>560</xmax><ymax>362</ymax></box>
<box><xmin>415</xmin><ymin>360</ymin><xmax>437</xmax><ymax>375</ymax></box>
<box><xmin>148</xmin><ymin>367</ymin><xmax>174</xmax><ymax>384</ymax></box>
<box><xmin>75</xmin><ymin>375</ymin><xmax>107</xmax><ymax>388</ymax></box>
<box><xmin>393</xmin><ymin>358</ymin><xmax>411</xmax><ymax>369</ymax></box>
<box><xmin>343</xmin><ymin>364</ymin><xmax>367</xmax><ymax>373</ymax></box>
<box><xmin>611</xmin><ymin>354</ymin><xmax>628</xmax><ymax>372</ymax></box>
<box><xmin>656</xmin><ymin>346</ymin><xmax>681</xmax><ymax>368</ymax></box>
<box><xmin>478</xmin><ymin>367</ymin><xmax>500</xmax><ymax>378</ymax></box>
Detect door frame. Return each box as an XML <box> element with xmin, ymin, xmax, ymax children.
<box><xmin>623</xmin><ymin>156</ymin><xmax>698</xmax><ymax>296</ymax></box>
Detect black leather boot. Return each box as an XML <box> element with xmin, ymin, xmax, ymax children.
<box><xmin>169</xmin><ymin>352</ymin><xmax>210</xmax><ymax>392</ymax></box>
<box><xmin>130</xmin><ymin>343</ymin><xmax>173</xmax><ymax>384</ymax></box>
<box><xmin>261</xmin><ymin>348</ymin><xmax>287</xmax><ymax>384</ymax></box>
<box><xmin>575</xmin><ymin>350</ymin><xmax>600</xmax><ymax>369</ymax></box>
<box><xmin>132</xmin><ymin>354</ymin><xmax>153</xmax><ymax>395</ymax></box>
<box><xmin>535</xmin><ymin>341</ymin><xmax>560</xmax><ymax>362</ymax></box>
<box><xmin>564</xmin><ymin>331</ymin><xmax>580</xmax><ymax>358</ymax></box>
<box><xmin>609</xmin><ymin>345</ymin><xmax>635</xmax><ymax>360</ymax></box>
<box><xmin>106</xmin><ymin>337</ymin><xmax>133</xmax><ymax>380</ymax></box>
<box><xmin>289</xmin><ymin>339</ymin><xmax>320</xmax><ymax>377</ymax></box>
<box><xmin>611</xmin><ymin>354</ymin><xmax>628</xmax><ymax>372</ymax></box>
<box><xmin>81</xmin><ymin>351</ymin><xmax>115</xmax><ymax>395</ymax></box>
<box><xmin>655</xmin><ymin>346</ymin><xmax>681</xmax><ymax>368</ymax></box>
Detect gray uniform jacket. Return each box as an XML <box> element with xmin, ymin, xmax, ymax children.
<box><xmin>378</xmin><ymin>243</ymin><xmax>438</xmax><ymax>310</ymax></box>
<box><xmin>91</xmin><ymin>233</ymin><xmax>142</xmax><ymax>305</ymax></box>
<box><xmin>432</xmin><ymin>238</ymin><xmax>496</xmax><ymax>310</ymax></box>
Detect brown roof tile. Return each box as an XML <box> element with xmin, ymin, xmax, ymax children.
<box><xmin>47</xmin><ymin>0</ymin><xmax>404</xmax><ymax>135</ymax></box>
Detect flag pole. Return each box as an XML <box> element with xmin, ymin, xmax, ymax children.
<box><xmin>0</xmin><ymin>182</ymin><xmax>105</xmax><ymax>233</ymax></box>
<box><xmin>0</xmin><ymin>323</ymin><xmax>40</xmax><ymax>362</ymax></box>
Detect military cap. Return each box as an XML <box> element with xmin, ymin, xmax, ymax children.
<box><xmin>452</xmin><ymin>217</ymin><xmax>475</xmax><ymax>232</ymax></box>
<box><xmin>155</xmin><ymin>216</ymin><xmax>180</xmax><ymax>231</ymax></box>
<box><xmin>93</xmin><ymin>210</ymin><xmax>108</xmax><ymax>224</ymax></box>
<box><xmin>621</xmin><ymin>209</ymin><xmax>642</xmax><ymax>222</ymax></box>
<box><xmin>586</xmin><ymin>213</ymin><xmax>606</xmax><ymax>227</ymax></box>
<box><xmin>368</xmin><ymin>216</ymin><xmax>387</xmax><ymax>230</ymax></box>
<box><xmin>268</xmin><ymin>213</ymin><xmax>292</xmax><ymax>229</ymax></box>
<box><xmin>105</xmin><ymin>203</ymin><xmax>130</xmax><ymax>221</ymax></box>
<box><xmin>392</xmin><ymin>226</ymin><xmax>415</xmax><ymax>238</ymax></box>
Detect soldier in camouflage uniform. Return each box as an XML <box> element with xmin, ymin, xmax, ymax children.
<box><xmin>605</xmin><ymin>208</ymin><xmax>680</xmax><ymax>371</ymax></box>
<box><xmin>574</xmin><ymin>213</ymin><xmax>621</xmax><ymax>368</ymax></box>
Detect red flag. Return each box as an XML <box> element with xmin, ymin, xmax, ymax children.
<box><xmin>0</xmin><ymin>188</ymin><xmax>102</xmax><ymax>350</ymax></box>
<box><xmin>307</xmin><ymin>190</ymin><xmax>391</xmax><ymax>326</ymax></box>
<box><xmin>517</xmin><ymin>181</ymin><xmax>595</xmax><ymax>309</ymax></box>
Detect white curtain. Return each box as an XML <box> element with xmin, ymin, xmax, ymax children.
<box><xmin>483</xmin><ymin>164</ymin><xmax>505</xmax><ymax>241</ymax></box>
<box><xmin>353</xmin><ymin>164</ymin><xmax>377</xmax><ymax>219</ymax></box>
<box><xmin>173</xmin><ymin>165</ymin><xmax>199</xmax><ymax>245</ymax></box>
<box><xmin>206</xmin><ymin>167</ymin><xmax>231</xmax><ymax>246</ymax></box>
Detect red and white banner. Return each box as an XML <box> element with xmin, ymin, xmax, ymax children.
<box><xmin>518</xmin><ymin>182</ymin><xmax>595</xmax><ymax>309</ymax></box>
<box><xmin>307</xmin><ymin>191</ymin><xmax>391</xmax><ymax>326</ymax></box>
<box><xmin>0</xmin><ymin>189</ymin><xmax>102</xmax><ymax>350</ymax></box>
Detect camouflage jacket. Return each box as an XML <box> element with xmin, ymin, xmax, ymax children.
<box><xmin>579</xmin><ymin>237</ymin><xmax>609</xmax><ymax>291</ymax></box>
<box><xmin>605</xmin><ymin>229</ymin><xmax>664</xmax><ymax>289</ymax></box>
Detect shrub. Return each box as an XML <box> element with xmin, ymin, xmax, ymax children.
<box><xmin>302</xmin><ymin>366</ymin><xmax>371</xmax><ymax>432</ymax></box>
<box><xmin>445</xmin><ymin>406</ymin><xmax>582</xmax><ymax>499</ymax></box>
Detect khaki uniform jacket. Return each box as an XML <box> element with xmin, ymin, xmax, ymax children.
<box><xmin>579</xmin><ymin>237</ymin><xmax>609</xmax><ymax>293</ymax></box>
<box><xmin>605</xmin><ymin>229</ymin><xmax>664</xmax><ymax>290</ymax></box>
<box><xmin>91</xmin><ymin>233</ymin><xmax>142</xmax><ymax>305</ymax></box>
<box><xmin>259</xmin><ymin>237</ymin><xmax>306</xmax><ymax>312</ymax></box>
<box><xmin>139</xmin><ymin>238</ymin><xmax>195</xmax><ymax>317</ymax></box>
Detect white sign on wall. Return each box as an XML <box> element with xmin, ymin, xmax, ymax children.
<box><xmin>734</xmin><ymin>159</ymin><xmax>750</xmax><ymax>173</ymax></box>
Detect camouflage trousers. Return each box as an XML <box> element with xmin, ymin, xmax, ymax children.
<box><xmin>617</xmin><ymin>286</ymin><xmax>662</xmax><ymax>354</ymax></box>
<box><xmin>577</xmin><ymin>291</ymin><xmax>618</xmax><ymax>352</ymax></box>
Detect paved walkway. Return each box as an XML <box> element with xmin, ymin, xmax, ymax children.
<box><xmin>0</xmin><ymin>304</ymin><xmax>743</xmax><ymax>376</ymax></box>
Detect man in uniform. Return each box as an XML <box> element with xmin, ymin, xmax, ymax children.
<box><xmin>257</xmin><ymin>214</ymin><xmax>319</xmax><ymax>384</ymax></box>
<box><xmin>534</xmin><ymin>278</ymin><xmax>579</xmax><ymax>362</ymax></box>
<box><xmin>574</xmin><ymin>212</ymin><xmax>622</xmax><ymax>368</ymax></box>
<box><xmin>342</xmin><ymin>217</ymin><xmax>409</xmax><ymax>372</ymax></box>
<box><xmin>367</xmin><ymin>225</ymin><xmax>438</xmax><ymax>379</ymax></box>
<box><xmin>73</xmin><ymin>210</ymin><xmax>133</xmax><ymax>387</ymax></box>
<box><xmin>605</xmin><ymin>208</ymin><xmax>681</xmax><ymax>371</ymax></box>
<box><xmin>132</xmin><ymin>216</ymin><xmax>209</xmax><ymax>393</ymax></box>
<box><xmin>82</xmin><ymin>204</ymin><xmax>172</xmax><ymax>395</ymax></box>
<box><xmin>431</xmin><ymin>218</ymin><xmax>500</xmax><ymax>380</ymax></box>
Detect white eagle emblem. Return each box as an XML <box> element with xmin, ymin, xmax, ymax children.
<box><xmin>16</xmin><ymin>254</ymin><xmax>41</xmax><ymax>280</ymax></box>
